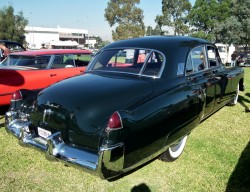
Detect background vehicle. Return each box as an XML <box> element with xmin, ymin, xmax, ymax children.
<box><xmin>0</xmin><ymin>49</ymin><xmax>92</xmax><ymax>106</ymax></box>
<box><xmin>0</xmin><ymin>40</ymin><xmax>25</xmax><ymax>52</ymax></box>
<box><xmin>0</xmin><ymin>40</ymin><xmax>26</xmax><ymax>61</ymax></box>
<box><xmin>238</xmin><ymin>51</ymin><xmax>250</xmax><ymax>67</ymax></box>
<box><xmin>215</xmin><ymin>43</ymin><xmax>235</xmax><ymax>65</ymax></box>
<box><xmin>5</xmin><ymin>36</ymin><xmax>244</xmax><ymax>180</ymax></box>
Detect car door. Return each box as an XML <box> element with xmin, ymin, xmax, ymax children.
<box><xmin>186</xmin><ymin>45</ymin><xmax>219</xmax><ymax>119</ymax></box>
<box><xmin>48</xmin><ymin>54</ymin><xmax>86</xmax><ymax>85</ymax></box>
<box><xmin>206</xmin><ymin>45</ymin><xmax>232</xmax><ymax>109</ymax></box>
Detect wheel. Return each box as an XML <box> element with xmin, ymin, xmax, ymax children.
<box><xmin>159</xmin><ymin>135</ymin><xmax>188</xmax><ymax>162</ymax></box>
<box><xmin>228</xmin><ymin>83</ymin><xmax>239</xmax><ymax>106</ymax></box>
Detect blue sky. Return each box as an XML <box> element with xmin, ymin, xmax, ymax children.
<box><xmin>1</xmin><ymin>0</ymin><xmax>196</xmax><ymax>41</ymax></box>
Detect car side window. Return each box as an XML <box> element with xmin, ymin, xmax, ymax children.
<box><xmin>207</xmin><ymin>46</ymin><xmax>219</xmax><ymax>68</ymax></box>
<box><xmin>63</xmin><ymin>55</ymin><xmax>75</xmax><ymax>68</ymax></box>
<box><xmin>74</xmin><ymin>54</ymin><xmax>92</xmax><ymax>67</ymax></box>
<box><xmin>186</xmin><ymin>46</ymin><xmax>207</xmax><ymax>74</ymax></box>
<box><xmin>51</xmin><ymin>55</ymin><xmax>75</xmax><ymax>69</ymax></box>
<box><xmin>186</xmin><ymin>54</ymin><xmax>194</xmax><ymax>74</ymax></box>
<box><xmin>34</xmin><ymin>56</ymin><xmax>51</xmax><ymax>69</ymax></box>
<box><xmin>142</xmin><ymin>51</ymin><xmax>164</xmax><ymax>77</ymax></box>
<box><xmin>51</xmin><ymin>55</ymin><xmax>64</xmax><ymax>69</ymax></box>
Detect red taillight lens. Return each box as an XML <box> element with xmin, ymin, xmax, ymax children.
<box><xmin>107</xmin><ymin>111</ymin><xmax>122</xmax><ymax>130</ymax></box>
<box><xmin>11</xmin><ymin>90</ymin><xmax>23</xmax><ymax>101</ymax></box>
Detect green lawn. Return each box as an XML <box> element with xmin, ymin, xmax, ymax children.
<box><xmin>0</xmin><ymin>68</ymin><xmax>250</xmax><ymax>192</ymax></box>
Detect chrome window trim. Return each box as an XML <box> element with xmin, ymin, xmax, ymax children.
<box><xmin>185</xmin><ymin>45</ymin><xmax>210</xmax><ymax>76</ymax></box>
<box><xmin>205</xmin><ymin>45</ymin><xmax>222</xmax><ymax>68</ymax></box>
<box><xmin>87</xmin><ymin>47</ymin><xmax>166</xmax><ymax>79</ymax></box>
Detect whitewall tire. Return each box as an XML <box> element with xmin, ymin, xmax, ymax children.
<box><xmin>159</xmin><ymin>135</ymin><xmax>188</xmax><ymax>162</ymax></box>
<box><xmin>228</xmin><ymin>83</ymin><xmax>239</xmax><ymax>106</ymax></box>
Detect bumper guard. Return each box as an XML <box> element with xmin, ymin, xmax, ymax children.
<box><xmin>5</xmin><ymin>111</ymin><xmax>125</xmax><ymax>179</ymax></box>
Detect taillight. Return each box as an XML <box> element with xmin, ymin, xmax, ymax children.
<box><xmin>11</xmin><ymin>90</ymin><xmax>23</xmax><ymax>101</ymax></box>
<box><xmin>107</xmin><ymin>111</ymin><xmax>122</xmax><ymax>130</ymax></box>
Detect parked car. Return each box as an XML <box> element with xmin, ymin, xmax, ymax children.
<box><xmin>238</xmin><ymin>51</ymin><xmax>250</xmax><ymax>67</ymax></box>
<box><xmin>5</xmin><ymin>36</ymin><xmax>244</xmax><ymax>180</ymax></box>
<box><xmin>0</xmin><ymin>49</ymin><xmax>92</xmax><ymax>106</ymax></box>
<box><xmin>0</xmin><ymin>40</ymin><xmax>26</xmax><ymax>61</ymax></box>
<box><xmin>0</xmin><ymin>40</ymin><xmax>25</xmax><ymax>51</ymax></box>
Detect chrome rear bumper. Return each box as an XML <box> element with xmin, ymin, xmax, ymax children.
<box><xmin>5</xmin><ymin>111</ymin><xmax>125</xmax><ymax>179</ymax></box>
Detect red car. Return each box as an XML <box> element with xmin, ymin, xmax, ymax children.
<box><xmin>0</xmin><ymin>49</ymin><xmax>92</xmax><ymax>106</ymax></box>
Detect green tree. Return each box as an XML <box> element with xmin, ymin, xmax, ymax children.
<box><xmin>216</xmin><ymin>0</ymin><xmax>250</xmax><ymax>47</ymax></box>
<box><xmin>100</xmin><ymin>40</ymin><xmax>111</xmax><ymax>48</ymax></box>
<box><xmin>145</xmin><ymin>25</ymin><xmax>167</xmax><ymax>36</ymax></box>
<box><xmin>94</xmin><ymin>36</ymin><xmax>102</xmax><ymax>47</ymax></box>
<box><xmin>104</xmin><ymin>0</ymin><xmax>145</xmax><ymax>41</ymax></box>
<box><xmin>155</xmin><ymin>0</ymin><xmax>191</xmax><ymax>36</ymax></box>
<box><xmin>0</xmin><ymin>5</ymin><xmax>28</xmax><ymax>44</ymax></box>
<box><xmin>188</xmin><ymin>0</ymin><xmax>231</xmax><ymax>42</ymax></box>
<box><xmin>89</xmin><ymin>36</ymin><xmax>103</xmax><ymax>49</ymax></box>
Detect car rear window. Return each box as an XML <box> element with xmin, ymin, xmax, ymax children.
<box><xmin>89</xmin><ymin>48</ymin><xmax>164</xmax><ymax>78</ymax></box>
<box><xmin>50</xmin><ymin>54</ymin><xmax>92</xmax><ymax>69</ymax></box>
<box><xmin>0</xmin><ymin>55</ymin><xmax>51</xmax><ymax>69</ymax></box>
<box><xmin>7</xmin><ymin>43</ymin><xmax>25</xmax><ymax>52</ymax></box>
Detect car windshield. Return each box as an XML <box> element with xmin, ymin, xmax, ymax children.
<box><xmin>0</xmin><ymin>55</ymin><xmax>51</xmax><ymax>69</ymax></box>
<box><xmin>88</xmin><ymin>48</ymin><xmax>164</xmax><ymax>77</ymax></box>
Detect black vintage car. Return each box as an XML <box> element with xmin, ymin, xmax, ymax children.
<box><xmin>5</xmin><ymin>36</ymin><xmax>244</xmax><ymax>180</ymax></box>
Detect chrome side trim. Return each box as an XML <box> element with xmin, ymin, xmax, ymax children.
<box><xmin>100</xmin><ymin>142</ymin><xmax>124</xmax><ymax>151</ymax></box>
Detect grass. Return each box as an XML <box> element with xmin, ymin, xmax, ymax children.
<box><xmin>0</xmin><ymin>68</ymin><xmax>250</xmax><ymax>192</ymax></box>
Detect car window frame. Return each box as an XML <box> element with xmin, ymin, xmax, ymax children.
<box><xmin>205</xmin><ymin>45</ymin><xmax>222</xmax><ymax>68</ymax></box>
<box><xmin>185</xmin><ymin>45</ymin><xmax>208</xmax><ymax>76</ymax></box>
<box><xmin>49</xmin><ymin>54</ymin><xmax>79</xmax><ymax>69</ymax></box>
<box><xmin>87</xmin><ymin>48</ymin><xmax>166</xmax><ymax>79</ymax></box>
<box><xmin>7</xmin><ymin>42</ymin><xmax>25</xmax><ymax>52</ymax></box>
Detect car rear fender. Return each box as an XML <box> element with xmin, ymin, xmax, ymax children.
<box><xmin>113</xmin><ymin>83</ymin><xmax>202</xmax><ymax>169</ymax></box>
<box><xmin>9</xmin><ymin>89</ymin><xmax>41</xmax><ymax>114</ymax></box>
<box><xmin>98</xmin><ymin>118</ymin><xmax>126</xmax><ymax>179</ymax></box>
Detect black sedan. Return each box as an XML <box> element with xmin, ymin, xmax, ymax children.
<box><xmin>5</xmin><ymin>36</ymin><xmax>244</xmax><ymax>180</ymax></box>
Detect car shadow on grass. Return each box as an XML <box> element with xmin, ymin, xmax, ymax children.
<box><xmin>238</xmin><ymin>95</ymin><xmax>250</xmax><ymax>112</ymax></box>
<box><xmin>0</xmin><ymin>115</ymin><xmax>4</xmax><ymax>127</ymax></box>
<box><xmin>0</xmin><ymin>105</ymin><xmax>9</xmax><ymax>127</ymax></box>
<box><xmin>226</xmin><ymin>141</ymin><xmax>250</xmax><ymax>192</ymax></box>
<box><xmin>131</xmin><ymin>183</ymin><xmax>151</xmax><ymax>192</ymax></box>
<box><xmin>0</xmin><ymin>105</ymin><xmax>9</xmax><ymax>115</ymax></box>
<box><xmin>245</xmin><ymin>93</ymin><xmax>250</xmax><ymax>98</ymax></box>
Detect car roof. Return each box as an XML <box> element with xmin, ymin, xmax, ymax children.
<box><xmin>0</xmin><ymin>40</ymin><xmax>23</xmax><ymax>44</ymax></box>
<box><xmin>101</xmin><ymin>36</ymin><xmax>213</xmax><ymax>79</ymax></box>
<box><xmin>0</xmin><ymin>40</ymin><xmax>25</xmax><ymax>49</ymax></box>
<box><xmin>103</xmin><ymin>36</ymin><xmax>211</xmax><ymax>52</ymax></box>
<box><xmin>10</xmin><ymin>49</ymin><xmax>93</xmax><ymax>56</ymax></box>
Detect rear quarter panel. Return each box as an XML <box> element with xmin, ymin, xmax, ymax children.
<box><xmin>229</xmin><ymin>67</ymin><xmax>244</xmax><ymax>91</ymax></box>
<box><xmin>120</xmin><ymin>79</ymin><xmax>201</xmax><ymax>169</ymax></box>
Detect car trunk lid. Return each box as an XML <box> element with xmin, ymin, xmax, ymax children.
<box><xmin>29</xmin><ymin>73</ymin><xmax>154</xmax><ymax>152</ymax></box>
